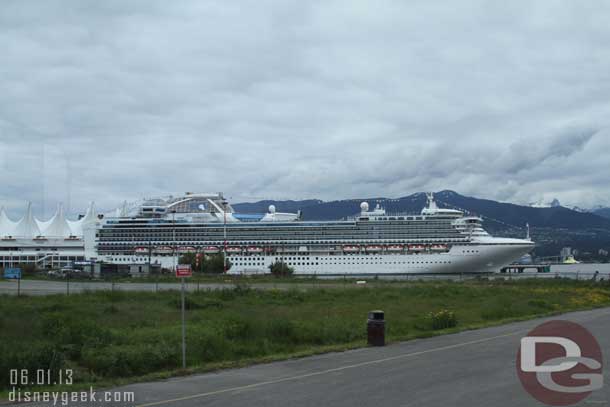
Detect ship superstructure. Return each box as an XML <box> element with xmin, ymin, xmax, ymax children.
<box><xmin>93</xmin><ymin>192</ymin><xmax>534</xmax><ymax>275</ymax></box>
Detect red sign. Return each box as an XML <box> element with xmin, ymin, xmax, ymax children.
<box><xmin>176</xmin><ymin>264</ymin><xmax>192</xmax><ymax>278</ymax></box>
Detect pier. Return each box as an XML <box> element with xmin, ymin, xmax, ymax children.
<box><xmin>500</xmin><ymin>264</ymin><xmax>551</xmax><ymax>273</ymax></box>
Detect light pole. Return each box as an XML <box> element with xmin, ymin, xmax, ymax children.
<box><xmin>172</xmin><ymin>210</ymin><xmax>177</xmax><ymax>274</ymax></box>
<box><xmin>222</xmin><ymin>200</ymin><xmax>228</xmax><ymax>273</ymax></box>
<box><xmin>172</xmin><ymin>209</ymin><xmax>186</xmax><ymax>369</ymax></box>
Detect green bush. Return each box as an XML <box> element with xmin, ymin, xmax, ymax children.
<box><xmin>269</xmin><ymin>261</ymin><xmax>294</xmax><ymax>277</ymax></box>
<box><xmin>180</xmin><ymin>253</ymin><xmax>232</xmax><ymax>274</ymax></box>
<box><xmin>428</xmin><ymin>309</ymin><xmax>458</xmax><ymax>330</ymax></box>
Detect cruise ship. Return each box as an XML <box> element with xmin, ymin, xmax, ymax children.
<box><xmin>92</xmin><ymin>192</ymin><xmax>534</xmax><ymax>275</ymax></box>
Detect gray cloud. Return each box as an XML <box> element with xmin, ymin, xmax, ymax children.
<box><xmin>1</xmin><ymin>0</ymin><xmax>610</xmax><ymax>218</ymax></box>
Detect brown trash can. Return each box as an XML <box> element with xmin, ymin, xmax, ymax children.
<box><xmin>367</xmin><ymin>310</ymin><xmax>385</xmax><ymax>346</ymax></box>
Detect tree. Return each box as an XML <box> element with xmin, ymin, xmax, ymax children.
<box><xmin>179</xmin><ymin>252</ymin><xmax>231</xmax><ymax>274</ymax></box>
<box><xmin>178</xmin><ymin>253</ymin><xmax>197</xmax><ymax>269</ymax></box>
<box><xmin>202</xmin><ymin>253</ymin><xmax>231</xmax><ymax>274</ymax></box>
<box><xmin>268</xmin><ymin>260</ymin><xmax>294</xmax><ymax>277</ymax></box>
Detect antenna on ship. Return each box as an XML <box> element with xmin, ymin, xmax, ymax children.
<box><xmin>526</xmin><ymin>223</ymin><xmax>530</xmax><ymax>241</ymax></box>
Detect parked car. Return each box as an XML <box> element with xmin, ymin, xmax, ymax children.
<box><xmin>47</xmin><ymin>269</ymin><xmax>63</xmax><ymax>278</ymax></box>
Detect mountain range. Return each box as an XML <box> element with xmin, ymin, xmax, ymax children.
<box><xmin>234</xmin><ymin>190</ymin><xmax>610</xmax><ymax>230</ymax></box>
<box><xmin>592</xmin><ymin>207</ymin><xmax>610</xmax><ymax>220</ymax></box>
<box><xmin>233</xmin><ymin>191</ymin><xmax>610</xmax><ymax>259</ymax></box>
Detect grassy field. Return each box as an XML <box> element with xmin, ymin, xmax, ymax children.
<box><xmin>2</xmin><ymin>278</ymin><xmax>610</xmax><ymax>395</ymax></box>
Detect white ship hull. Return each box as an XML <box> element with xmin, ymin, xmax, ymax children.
<box><xmin>107</xmin><ymin>240</ymin><xmax>532</xmax><ymax>275</ymax></box>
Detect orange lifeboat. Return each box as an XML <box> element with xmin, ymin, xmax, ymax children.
<box><xmin>226</xmin><ymin>246</ymin><xmax>242</xmax><ymax>254</ymax></box>
<box><xmin>247</xmin><ymin>246</ymin><xmax>264</xmax><ymax>254</ymax></box>
<box><xmin>134</xmin><ymin>247</ymin><xmax>149</xmax><ymax>254</ymax></box>
<box><xmin>408</xmin><ymin>244</ymin><xmax>427</xmax><ymax>252</ymax></box>
<box><xmin>430</xmin><ymin>244</ymin><xmax>448</xmax><ymax>252</ymax></box>
<box><xmin>154</xmin><ymin>246</ymin><xmax>173</xmax><ymax>255</ymax></box>
<box><xmin>365</xmin><ymin>245</ymin><xmax>383</xmax><ymax>253</ymax></box>
<box><xmin>342</xmin><ymin>245</ymin><xmax>360</xmax><ymax>253</ymax></box>
<box><xmin>386</xmin><ymin>245</ymin><xmax>404</xmax><ymax>252</ymax></box>
<box><xmin>203</xmin><ymin>246</ymin><xmax>220</xmax><ymax>254</ymax></box>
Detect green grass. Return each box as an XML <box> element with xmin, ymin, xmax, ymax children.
<box><xmin>2</xmin><ymin>278</ymin><xmax>610</xmax><ymax>396</ymax></box>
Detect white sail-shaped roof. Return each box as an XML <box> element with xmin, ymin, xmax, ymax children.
<box><xmin>42</xmin><ymin>204</ymin><xmax>72</xmax><ymax>237</ymax></box>
<box><xmin>13</xmin><ymin>202</ymin><xmax>41</xmax><ymax>238</ymax></box>
<box><xmin>36</xmin><ymin>216</ymin><xmax>53</xmax><ymax>232</ymax></box>
<box><xmin>81</xmin><ymin>202</ymin><xmax>98</xmax><ymax>224</ymax></box>
<box><xmin>0</xmin><ymin>207</ymin><xmax>17</xmax><ymax>237</ymax></box>
<box><xmin>114</xmin><ymin>201</ymin><xmax>128</xmax><ymax>218</ymax></box>
<box><xmin>68</xmin><ymin>202</ymin><xmax>97</xmax><ymax>236</ymax></box>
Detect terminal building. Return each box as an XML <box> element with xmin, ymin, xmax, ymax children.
<box><xmin>0</xmin><ymin>202</ymin><xmax>98</xmax><ymax>269</ymax></box>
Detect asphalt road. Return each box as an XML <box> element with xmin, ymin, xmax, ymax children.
<box><xmin>3</xmin><ymin>272</ymin><xmax>610</xmax><ymax>296</ymax></box>
<box><xmin>8</xmin><ymin>307</ymin><xmax>608</xmax><ymax>407</ymax></box>
<box><xmin>0</xmin><ymin>279</ymin><xmax>341</xmax><ymax>295</ymax></box>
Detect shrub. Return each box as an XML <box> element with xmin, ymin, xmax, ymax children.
<box><xmin>428</xmin><ymin>309</ymin><xmax>458</xmax><ymax>330</ymax></box>
<box><xmin>269</xmin><ymin>261</ymin><xmax>294</xmax><ymax>277</ymax></box>
<box><xmin>179</xmin><ymin>253</ymin><xmax>232</xmax><ymax>273</ymax></box>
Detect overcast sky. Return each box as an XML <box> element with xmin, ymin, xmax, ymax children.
<box><xmin>1</xmin><ymin>0</ymin><xmax>610</xmax><ymax>217</ymax></box>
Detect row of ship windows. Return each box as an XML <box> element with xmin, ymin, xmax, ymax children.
<box><xmin>103</xmin><ymin>222</ymin><xmax>454</xmax><ymax>230</ymax></box>
<box><xmin>101</xmin><ymin>227</ymin><xmax>459</xmax><ymax>233</ymax></box>
<box><xmin>99</xmin><ymin>228</ymin><xmax>459</xmax><ymax>236</ymax></box>
<box><xmin>98</xmin><ymin>238</ymin><xmax>467</xmax><ymax>245</ymax></box>
<box><xmin>104</xmin><ymin>256</ymin><xmax>455</xmax><ymax>266</ymax></box>
<box><xmin>98</xmin><ymin>235</ymin><xmax>463</xmax><ymax>241</ymax></box>
<box><xmin>234</xmin><ymin>260</ymin><xmax>454</xmax><ymax>266</ymax></box>
<box><xmin>102</xmin><ymin>252</ymin><xmax>447</xmax><ymax>257</ymax></box>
